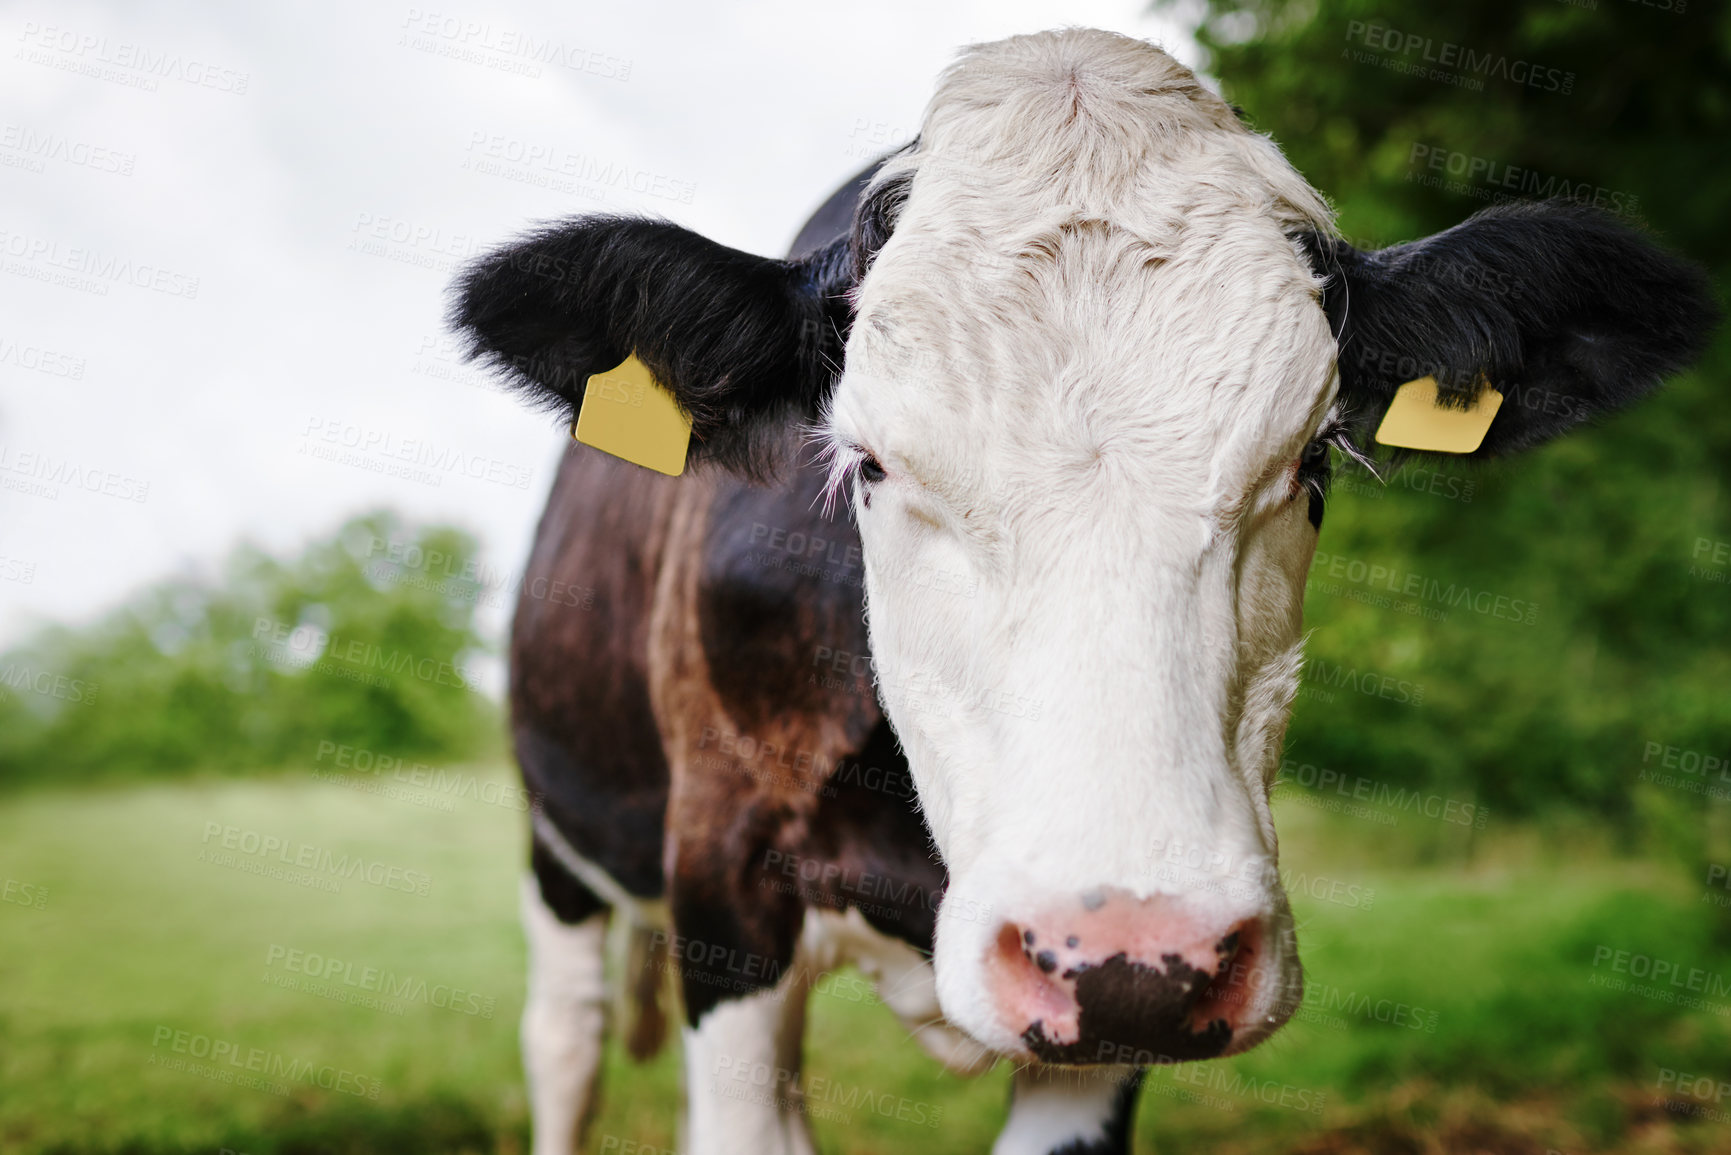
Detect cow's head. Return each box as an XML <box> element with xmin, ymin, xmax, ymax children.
<box><xmin>452</xmin><ymin>30</ymin><xmax>1717</xmax><ymax>1065</ymax></box>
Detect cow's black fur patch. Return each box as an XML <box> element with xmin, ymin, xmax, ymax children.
<box><xmin>1301</xmin><ymin>200</ymin><xmax>1720</xmax><ymax>459</ymax></box>
<box><xmin>529</xmin><ymin>833</ymin><xmax>607</xmax><ymax>925</ymax></box>
<box><xmin>1297</xmin><ymin>434</ymin><xmax>1332</xmax><ymax>529</ymax></box>
<box><xmin>1021</xmin><ymin>953</ymin><xmax>1233</xmax><ymax>1066</ymax></box>
<box><xmin>851</xmin><ymin>163</ymin><xmax>914</xmax><ymax>281</ymax></box>
<box><xmin>1047</xmin><ymin>1071</ymin><xmax>1144</xmax><ymax>1155</ymax></box>
<box><xmin>450</xmin><ymin>217</ymin><xmax>854</xmax><ymax>475</ymax></box>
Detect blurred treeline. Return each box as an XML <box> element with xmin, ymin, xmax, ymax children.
<box><xmin>1159</xmin><ymin>0</ymin><xmax>1730</xmax><ymax>836</ymax></box>
<box><xmin>0</xmin><ymin>512</ymin><xmax>501</xmax><ymax>788</ymax></box>
<box><xmin>6</xmin><ymin>4</ymin><xmax>1728</xmax><ymax>834</ymax></box>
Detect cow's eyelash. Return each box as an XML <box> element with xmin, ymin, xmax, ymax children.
<box><xmin>812</xmin><ymin>435</ymin><xmax>886</xmax><ymax>517</ymax></box>
<box><xmin>1290</xmin><ymin>415</ymin><xmax>1358</xmax><ymax>504</ymax></box>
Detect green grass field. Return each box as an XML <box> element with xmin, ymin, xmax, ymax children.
<box><xmin>3</xmin><ymin>771</ymin><xmax>1730</xmax><ymax>1154</ymax></box>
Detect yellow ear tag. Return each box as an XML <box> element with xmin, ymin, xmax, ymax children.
<box><xmin>572</xmin><ymin>354</ymin><xmax>692</xmax><ymax>476</ymax></box>
<box><xmin>1374</xmin><ymin>375</ymin><xmax>1504</xmax><ymax>454</ymax></box>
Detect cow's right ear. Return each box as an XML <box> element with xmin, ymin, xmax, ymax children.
<box><xmin>449</xmin><ymin>216</ymin><xmax>853</xmax><ymax>473</ymax></box>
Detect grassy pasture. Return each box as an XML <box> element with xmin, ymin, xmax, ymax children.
<box><xmin>3</xmin><ymin>772</ymin><xmax>1730</xmax><ymax>1154</ymax></box>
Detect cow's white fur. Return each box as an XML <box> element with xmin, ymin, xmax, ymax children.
<box><xmin>682</xmin><ymin>949</ymin><xmax>817</xmax><ymax>1155</ymax></box>
<box><xmin>824</xmin><ymin>29</ymin><xmax>1339</xmax><ymax>1056</ymax></box>
<box><xmin>520</xmin><ymin>875</ymin><xmax>610</xmax><ymax>1155</ymax></box>
<box><xmin>799</xmin><ymin>905</ymin><xmax>997</xmax><ymax>1077</ymax></box>
<box><xmin>993</xmin><ymin>1065</ymin><xmax>1141</xmax><ymax>1155</ymax></box>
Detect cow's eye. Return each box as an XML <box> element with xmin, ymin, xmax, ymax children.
<box><xmin>858</xmin><ymin>453</ymin><xmax>887</xmax><ymax>485</ymax></box>
<box><xmin>1292</xmin><ymin>438</ymin><xmax>1331</xmax><ymax>497</ymax></box>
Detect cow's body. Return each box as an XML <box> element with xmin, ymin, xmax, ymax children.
<box><xmin>514</xmin><ymin>169</ymin><xmax>917</xmax><ymax>952</ymax></box>
<box><xmin>456</xmin><ymin>29</ymin><xmax>1718</xmax><ymax>1155</ymax></box>
<box><xmin>511</xmin><ymin>173</ymin><xmax>1062</xmax><ymax>1155</ymax></box>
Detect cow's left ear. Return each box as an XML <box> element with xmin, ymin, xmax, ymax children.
<box><xmin>1302</xmin><ymin>201</ymin><xmax>1720</xmax><ymax>457</ymax></box>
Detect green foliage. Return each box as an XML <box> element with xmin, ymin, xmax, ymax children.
<box><xmin>1158</xmin><ymin>0</ymin><xmax>1731</xmax><ymax>823</ymax></box>
<box><xmin>0</xmin><ymin>512</ymin><xmax>502</xmax><ymax>788</ymax></box>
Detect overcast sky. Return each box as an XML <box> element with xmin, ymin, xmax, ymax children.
<box><xmin>0</xmin><ymin>0</ymin><xmax>1198</xmax><ymax>669</ymax></box>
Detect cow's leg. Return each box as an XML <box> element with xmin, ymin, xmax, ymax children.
<box><xmin>521</xmin><ymin>837</ymin><xmax>611</xmax><ymax>1155</ymax></box>
<box><xmin>681</xmin><ymin>961</ymin><xmax>816</xmax><ymax>1155</ymax></box>
<box><xmin>992</xmin><ymin>1065</ymin><xmax>1144</xmax><ymax>1155</ymax></box>
<box><xmin>813</xmin><ymin>906</ymin><xmax>995</xmax><ymax>1077</ymax></box>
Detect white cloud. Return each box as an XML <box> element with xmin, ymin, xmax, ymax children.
<box><xmin>0</xmin><ymin>0</ymin><xmax>1195</xmax><ymax>658</ymax></box>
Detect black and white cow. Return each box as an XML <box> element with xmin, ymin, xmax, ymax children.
<box><xmin>452</xmin><ymin>29</ymin><xmax>1718</xmax><ymax>1155</ymax></box>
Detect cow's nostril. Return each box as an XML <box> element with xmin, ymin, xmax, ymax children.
<box><xmin>1189</xmin><ymin>919</ymin><xmax>1261</xmax><ymax>1032</ymax></box>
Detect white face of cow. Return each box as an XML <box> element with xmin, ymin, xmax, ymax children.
<box><xmin>822</xmin><ymin>31</ymin><xmax>1340</xmax><ymax>1062</ymax></box>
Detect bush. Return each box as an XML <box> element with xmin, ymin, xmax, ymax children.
<box><xmin>0</xmin><ymin>511</ymin><xmax>502</xmax><ymax>788</ymax></box>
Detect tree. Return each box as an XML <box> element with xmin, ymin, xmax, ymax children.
<box><xmin>0</xmin><ymin>511</ymin><xmax>502</xmax><ymax>787</ymax></box>
<box><xmin>1158</xmin><ymin>0</ymin><xmax>1731</xmax><ymax>824</ymax></box>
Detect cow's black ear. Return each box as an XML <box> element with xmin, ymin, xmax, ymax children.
<box><xmin>852</xmin><ymin>166</ymin><xmax>913</xmax><ymax>280</ymax></box>
<box><xmin>449</xmin><ymin>216</ymin><xmax>853</xmax><ymax>474</ymax></box>
<box><xmin>1301</xmin><ymin>201</ymin><xmax>1720</xmax><ymax>458</ymax></box>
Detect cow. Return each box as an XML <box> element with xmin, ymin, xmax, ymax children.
<box><xmin>450</xmin><ymin>29</ymin><xmax>1718</xmax><ymax>1155</ymax></box>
